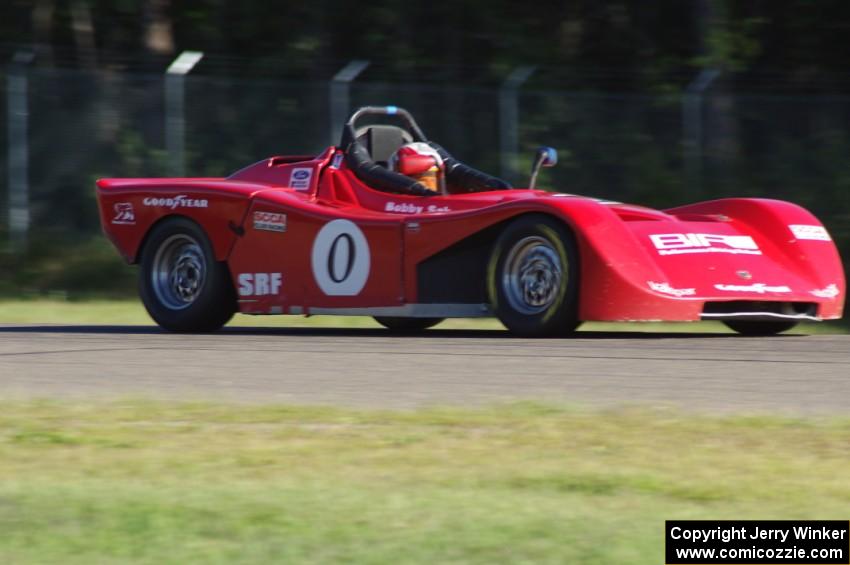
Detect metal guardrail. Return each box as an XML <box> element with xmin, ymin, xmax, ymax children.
<box><xmin>3</xmin><ymin>61</ymin><xmax>850</xmax><ymax>257</ymax></box>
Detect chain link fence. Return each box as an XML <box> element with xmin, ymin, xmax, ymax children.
<box><xmin>1</xmin><ymin>67</ymin><xmax>848</xmax><ymax>300</ymax></box>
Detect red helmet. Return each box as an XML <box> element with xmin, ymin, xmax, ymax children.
<box><xmin>389</xmin><ymin>142</ymin><xmax>445</xmax><ymax>193</ymax></box>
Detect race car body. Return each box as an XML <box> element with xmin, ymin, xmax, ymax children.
<box><xmin>96</xmin><ymin>106</ymin><xmax>845</xmax><ymax>336</ymax></box>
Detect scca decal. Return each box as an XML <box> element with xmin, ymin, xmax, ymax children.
<box><xmin>253</xmin><ymin>211</ymin><xmax>286</xmax><ymax>232</ymax></box>
<box><xmin>311</xmin><ymin>219</ymin><xmax>370</xmax><ymax>296</ymax></box>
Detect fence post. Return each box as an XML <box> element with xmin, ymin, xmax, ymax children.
<box><xmin>683</xmin><ymin>68</ymin><xmax>720</xmax><ymax>194</ymax></box>
<box><xmin>499</xmin><ymin>66</ymin><xmax>536</xmax><ymax>185</ymax></box>
<box><xmin>6</xmin><ymin>51</ymin><xmax>34</xmax><ymax>252</ymax></box>
<box><xmin>329</xmin><ymin>60</ymin><xmax>370</xmax><ymax>146</ymax></box>
<box><xmin>165</xmin><ymin>51</ymin><xmax>204</xmax><ymax>177</ymax></box>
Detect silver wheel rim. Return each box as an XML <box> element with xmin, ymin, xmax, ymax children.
<box><xmin>502</xmin><ymin>236</ymin><xmax>564</xmax><ymax>315</ymax></box>
<box><xmin>151</xmin><ymin>234</ymin><xmax>206</xmax><ymax>310</ymax></box>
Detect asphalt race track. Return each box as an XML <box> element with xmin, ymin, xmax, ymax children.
<box><xmin>1</xmin><ymin>325</ymin><xmax>849</xmax><ymax>414</ymax></box>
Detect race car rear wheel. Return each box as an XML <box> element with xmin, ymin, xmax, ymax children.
<box><xmin>139</xmin><ymin>217</ymin><xmax>236</xmax><ymax>332</ymax></box>
<box><xmin>487</xmin><ymin>215</ymin><xmax>579</xmax><ymax>337</ymax></box>
<box><xmin>723</xmin><ymin>320</ymin><xmax>798</xmax><ymax>335</ymax></box>
<box><xmin>374</xmin><ymin>317</ymin><xmax>444</xmax><ymax>332</ymax></box>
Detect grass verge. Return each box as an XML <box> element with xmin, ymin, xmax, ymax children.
<box><xmin>1</xmin><ymin>400</ymin><xmax>849</xmax><ymax>564</ymax></box>
<box><xmin>0</xmin><ymin>298</ymin><xmax>845</xmax><ymax>333</ymax></box>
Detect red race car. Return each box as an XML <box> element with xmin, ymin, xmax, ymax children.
<box><xmin>96</xmin><ymin>106</ymin><xmax>845</xmax><ymax>336</ymax></box>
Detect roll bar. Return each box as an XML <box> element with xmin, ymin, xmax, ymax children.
<box><xmin>339</xmin><ymin>106</ymin><xmax>428</xmax><ymax>148</ymax></box>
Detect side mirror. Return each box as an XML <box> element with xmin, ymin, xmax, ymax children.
<box><xmin>529</xmin><ymin>146</ymin><xmax>557</xmax><ymax>189</ymax></box>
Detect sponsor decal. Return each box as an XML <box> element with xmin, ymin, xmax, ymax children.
<box><xmin>650</xmin><ymin>233</ymin><xmax>761</xmax><ymax>256</ymax></box>
<box><xmin>311</xmin><ymin>219</ymin><xmax>370</xmax><ymax>296</ymax></box>
<box><xmin>331</xmin><ymin>153</ymin><xmax>344</xmax><ymax>169</ymax></box>
<box><xmin>237</xmin><ymin>272</ymin><xmax>282</xmax><ymax>296</ymax></box>
<box><xmin>811</xmin><ymin>284</ymin><xmax>840</xmax><ymax>299</ymax></box>
<box><xmin>253</xmin><ymin>211</ymin><xmax>286</xmax><ymax>232</ymax></box>
<box><xmin>290</xmin><ymin>167</ymin><xmax>313</xmax><ymax>190</ymax></box>
<box><xmin>647</xmin><ymin>281</ymin><xmax>696</xmax><ymax>297</ymax></box>
<box><xmin>714</xmin><ymin>283</ymin><xmax>792</xmax><ymax>294</ymax></box>
<box><xmin>112</xmin><ymin>202</ymin><xmax>135</xmax><ymax>224</ymax></box>
<box><xmin>142</xmin><ymin>195</ymin><xmax>208</xmax><ymax>209</ymax></box>
<box><xmin>789</xmin><ymin>224</ymin><xmax>831</xmax><ymax>241</ymax></box>
<box><xmin>385</xmin><ymin>202</ymin><xmax>451</xmax><ymax>214</ymax></box>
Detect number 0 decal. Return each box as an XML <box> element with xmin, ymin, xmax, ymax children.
<box><xmin>311</xmin><ymin>219</ymin><xmax>371</xmax><ymax>296</ymax></box>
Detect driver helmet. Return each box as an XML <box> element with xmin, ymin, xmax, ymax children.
<box><xmin>389</xmin><ymin>142</ymin><xmax>445</xmax><ymax>193</ymax></box>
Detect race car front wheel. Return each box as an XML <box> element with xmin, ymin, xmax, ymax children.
<box><xmin>374</xmin><ymin>317</ymin><xmax>444</xmax><ymax>332</ymax></box>
<box><xmin>139</xmin><ymin>217</ymin><xmax>236</xmax><ymax>332</ymax></box>
<box><xmin>723</xmin><ymin>320</ymin><xmax>798</xmax><ymax>335</ymax></box>
<box><xmin>487</xmin><ymin>215</ymin><xmax>580</xmax><ymax>337</ymax></box>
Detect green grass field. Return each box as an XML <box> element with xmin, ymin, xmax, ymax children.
<box><xmin>1</xmin><ymin>401</ymin><xmax>849</xmax><ymax>564</ymax></box>
<box><xmin>0</xmin><ymin>298</ymin><xmax>846</xmax><ymax>333</ymax></box>
<box><xmin>1</xmin><ymin>300</ymin><xmax>846</xmax><ymax>562</ymax></box>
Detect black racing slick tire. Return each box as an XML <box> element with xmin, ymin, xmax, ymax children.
<box><xmin>374</xmin><ymin>317</ymin><xmax>445</xmax><ymax>332</ymax></box>
<box><xmin>138</xmin><ymin>217</ymin><xmax>236</xmax><ymax>332</ymax></box>
<box><xmin>723</xmin><ymin>320</ymin><xmax>798</xmax><ymax>335</ymax></box>
<box><xmin>487</xmin><ymin>215</ymin><xmax>580</xmax><ymax>337</ymax></box>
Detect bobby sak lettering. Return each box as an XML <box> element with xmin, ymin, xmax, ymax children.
<box><xmin>666</xmin><ymin>520</ymin><xmax>849</xmax><ymax>564</ymax></box>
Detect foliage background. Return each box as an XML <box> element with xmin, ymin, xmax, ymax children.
<box><xmin>0</xmin><ymin>1</ymin><xmax>848</xmax><ymax>306</ymax></box>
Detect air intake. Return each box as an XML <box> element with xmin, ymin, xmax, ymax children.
<box><xmin>701</xmin><ymin>301</ymin><xmax>819</xmax><ymax>322</ymax></box>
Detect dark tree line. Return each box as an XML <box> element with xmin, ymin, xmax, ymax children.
<box><xmin>3</xmin><ymin>1</ymin><xmax>850</xmax><ymax>90</ymax></box>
